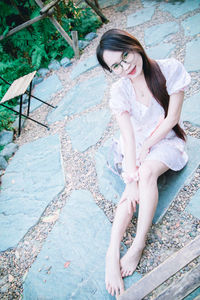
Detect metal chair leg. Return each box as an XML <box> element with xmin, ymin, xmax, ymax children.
<box><xmin>27</xmin><ymin>81</ymin><xmax>32</xmax><ymax>116</ymax></box>
<box><xmin>18</xmin><ymin>95</ymin><xmax>23</xmax><ymax>136</ymax></box>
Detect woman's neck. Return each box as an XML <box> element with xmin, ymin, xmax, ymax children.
<box><xmin>130</xmin><ymin>71</ymin><xmax>145</xmax><ymax>86</ymax></box>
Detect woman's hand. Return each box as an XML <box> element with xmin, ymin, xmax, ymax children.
<box><xmin>119</xmin><ymin>181</ymin><xmax>139</xmax><ymax>214</ymax></box>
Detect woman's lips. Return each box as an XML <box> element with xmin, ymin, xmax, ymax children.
<box><xmin>128</xmin><ymin>66</ymin><xmax>136</xmax><ymax>75</ymax></box>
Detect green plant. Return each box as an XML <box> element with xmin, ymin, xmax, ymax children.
<box><xmin>0</xmin><ymin>104</ymin><xmax>16</xmax><ymax>132</ymax></box>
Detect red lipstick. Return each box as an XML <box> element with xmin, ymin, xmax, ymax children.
<box><xmin>128</xmin><ymin>66</ymin><xmax>136</xmax><ymax>75</ymax></box>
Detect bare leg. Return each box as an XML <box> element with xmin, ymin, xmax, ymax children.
<box><xmin>105</xmin><ymin>194</ymin><xmax>135</xmax><ymax>297</ymax></box>
<box><xmin>120</xmin><ymin>160</ymin><xmax>169</xmax><ymax>277</ymax></box>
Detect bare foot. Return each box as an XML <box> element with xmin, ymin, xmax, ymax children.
<box><xmin>120</xmin><ymin>242</ymin><xmax>144</xmax><ymax>277</ymax></box>
<box><xmin>105</xmin><ymin>247</ymin><xmax>125</xmax><ymax>298</ymax></box>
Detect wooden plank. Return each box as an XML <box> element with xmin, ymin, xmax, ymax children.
<box><xmin>0</xmin><ymin>14</ymin><xmax>46</xmax><ymax>41</ymax></box>
<box><xmin>1</xmin><ymin>71</ymin><xmax>36</xmax><ymax>103</ymax></box>
<box><xmin>49</xmin><ymin>16</ymin><xmax>74</xmax><ymax>48</ymax></box>
<box><xmin>72</xmin><ymin>31</ymin><xmax>79</xmax><ymax>59</ymax></box>
<box><xmin>156</xmin><ymin>264</ymin><xmax>200</xmax><ymax>300</ymax></box>
<box><xmin>84</xmin><ymin>0</ymin><xmax>109</xmax><ymax>23</ymax></box>
<box><xmin>40</xmin><ymin>0</ymin><xmax>61</xmax><ymax>14</ymax></box>
<box><xmin>119</xmin><ymin>235</ymin><xmax>200</xmax><ymax>300</ymax></box>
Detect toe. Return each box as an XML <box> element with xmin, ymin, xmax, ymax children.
<box><xmin>107</xmin><ymin>284</ymin><xmax>111</xmax><ymax>295</ymax></box>
<box><xmin>120</xmin><ymin>283</ymin><xmax>125</xmax><ymax>295</ymax></box>
<box><xmin>115</xmin><ymin>288</ymin><xmax>119</xmax><ymax>298</ymax></box>
<box><xmin>125</xmin><ymin>270</ymin><xmax>129</xmax><ymax>277</ymax></box>
<box><xmin>128</xmin><ymin>269</ymin><xmax>133</xmax><ymax>276</ymax></box>
<box><xmin>122</xmin><ymin>271</ymin><xmax>125</xmax><ymax>278</ymax></box>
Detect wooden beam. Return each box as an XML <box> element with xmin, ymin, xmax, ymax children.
<box><xmin>155</xmin><ymin>264</ymin><xmax>200</xmax><ymax>300</ymax></box>
<box><xmin>0</xmin><ymin>14</ymin><xmax>46</xmax><ymax>41</ymax></box>
<box><xmin>84</xmin><ymin>0</ymin><xmax>109</xmax><ymax>23</ymax></box>
<box><xmin>119</xmin><ymin>235</ymin><xmax>200</xmax><ymax>300</ymax></box>
<box><xmin>49</xmin><ymin>16</ymin><xmax>74</xmax><ymax>48</ymax></box>
<box><xmin>40</xmin><ymin>0</ymin><xmax>61</xmax><ymax>15</ymax></box>
<box><xmin>71</xmin><ymin>31</ymin><xmax>79</xmax><ymax>59</ymax></box>
<box><xmin>94</xmin><ymin>0</ymin><xmax>100</xmax><ymax>9</ymax></box>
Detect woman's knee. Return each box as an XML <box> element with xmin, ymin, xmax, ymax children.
<box><xmin>139</xmin><ymin>163</ymin><xmax>157</xmax><ymax>184</ymax></box>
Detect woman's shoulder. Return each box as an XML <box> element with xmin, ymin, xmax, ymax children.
<box><xmin>156</xmin><ymin>58</ymin><xmax>191</xmax><ymax>95</ymax></box>
<box><xmin>156</xmin><ymin>57</ymin><xmax>184</xmax><ymax>74</ymax></box>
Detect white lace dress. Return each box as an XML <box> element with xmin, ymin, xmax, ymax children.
<box><xmin>109</xmin><ymin>58</ymin><xmax>191</xmax><ymax>171</ymax></box>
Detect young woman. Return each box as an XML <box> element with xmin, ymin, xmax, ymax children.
<box><xmin>96</xmin><ymin>29</ymin><xmax>191</xmax><ymax>297</ymax></box>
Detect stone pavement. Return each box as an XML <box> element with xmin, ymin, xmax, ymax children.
<box><xmin>0</xmin><ymin>0</ymin><xmax>200</xmax><ymax>299</ymax></box>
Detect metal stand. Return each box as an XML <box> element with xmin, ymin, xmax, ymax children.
<box><xmin>0</xmin><ymin>74</ymin><xmax>57</xmax><ymax>136</ymax></box>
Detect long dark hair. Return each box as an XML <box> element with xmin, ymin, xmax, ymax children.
<box><xmin>96</xmin><ymin>29</ymin><xmax>186</xmax><ymax>141</ymax></box>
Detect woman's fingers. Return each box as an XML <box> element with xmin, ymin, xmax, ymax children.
<box><xmin>119</xmin><ymin>196</ymin><xmax>138</xmax><ymax>214</ymax></box>
<box><xmin>131</xmin><ymin>199</ymin><xmax>136</xmax><ymax>212</ymax></box>
<box><xmin>134</xmin><ymin>200</ymin><xmax>137</xmax><ymax>211</ymax></box>
<box><xmin>128</xmin><ymin>198</ymin><xmax>137</xmax><ymax>214</ymax></box>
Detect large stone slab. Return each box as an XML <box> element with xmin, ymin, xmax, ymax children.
<box><xmin>185</xmin><ymin>188</ymin><xmax>200</xmax><ymax>219</ymax></box>
<box><xmin>184</xmin><ymin>37</ymin><xmax>200</xmax><ymax>72</ymax></box>
<box><xmin>141</xmin><ymin>0</ymin><xmax>157</xmax><ymax>8</ymax></box>
<box><xmin>47</xmin><ymin>74</ymin><xmax>107</xmax><ymax>124</ymax></box>
<box><xmin>0</xmin><ymin>135</ymin><xmax>65</xmax><ymax>251</ymax></box>
<box><xmin>144</xmin><ymin>22</ymin><xmax>179</xmax><ymax>47</ymax></box>
<box><xmin>0</xmin><ymin>130</ymin><xmax>13</xmax><ymax>146</ymax></box>
<box><xmin>127</xmin><ymin>7</ymin><xmax>155</xmax><ymax>28</ymax></box>
<box><xmin>95</xmin><ymin>135</ymin><xmax>125</xmax><ymax>205</ymax></box>
<box><xmin>31</xmin><ymin>74</ymin><xmax>63</xmax><ymax>112</ymax></box>
<box><xmin>95</xmin><ymin>135</ymin><xmax>200</xmax><ymax>223</ymax></box>
<box><xmin>181</xmin><ymin>92</ymin><xmax>200</xmax><ymax>126</ymax></box>
<box><xmin>66</xmin><ymin>109</ymin><xmax>111</xmax><ymax>152</ymax></box>
<box><xmin>70</xmin><ymin>55</ymin><xmax>99</xmax><ymax>79</ymax></box>
<box><xmin>159</xmin><ymin>0</ymin><xmax>200</xmax><ymax>18</ymax></box>
<box><xmin>182</xmin><ymin>14</ymin><xmax>200</xmax><ymax>37</ymax></box>
<box><xmin>98</xmin><ymin>0</ymin><xmax>122</xmax><ymax>8</ymax></box>
<box><xmin>23</xmin><ymin>190</ymin><xmax>141</xmax><ymax>299</ymax></box>
<box><xmin>146</xmin><ymin>43</ymin><xmax>176</xmax><ymax>60</ymax></box>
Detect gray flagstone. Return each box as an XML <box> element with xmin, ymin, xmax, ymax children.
<box><xmin>0</xmin><ymin>134</ymin><xmax>65</xmax><ymax>251</ymax></box>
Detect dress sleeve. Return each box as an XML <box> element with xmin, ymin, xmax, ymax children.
<box><xmin>159</xmin><ymin>58</ymin><xmax>191</xmax><ymax>95</ymax></box>
<box><xmin>109</xmin><ymin>79</ymin><xmax>132</xmax><ymax>116</ymax></box>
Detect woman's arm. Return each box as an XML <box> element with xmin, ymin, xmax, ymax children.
<box><xmin>140</xmin><ymin>91</ymin><xmax>184</xmax><ymax>161</ymax></box>
<box><xmin>116</xmin><ymin>111</ymin><xmax>138</xmax><ymax>174</ymax></box>
<box><xmin>116</xmin><ymin>111</ymin><xmax>139</xmax><ymax>213</ymax></box>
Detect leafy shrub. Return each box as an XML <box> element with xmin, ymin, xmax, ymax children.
<box><xmin>0</xmin><ymin>103</ymin><xmax>16</xmax><ymax>132</ymax></box>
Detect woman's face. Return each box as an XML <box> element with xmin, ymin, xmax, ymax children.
<box><xmin>103</xmin><ymin>49</ymin><xmax>143</xmax><ymax>79</ymax></box>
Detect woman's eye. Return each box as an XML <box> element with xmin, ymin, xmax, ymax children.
<box><xmin>122</xmin><ymin>52</ymin><xmax>129</xmax><ymax>59</ymax></box>
<box><xmin>113</xmin><ymin>64</ymin><xmax>120</xmax><ymax>69</ymax></box>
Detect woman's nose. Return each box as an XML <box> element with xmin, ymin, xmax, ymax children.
<box><xmin>121</xmin><ymin>61</ymin><xmax>129</xmax><ymax>70</ymax></box>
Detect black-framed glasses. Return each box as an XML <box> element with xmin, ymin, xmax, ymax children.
<box><xmin>110</xmin><ymin>51</ymin><xmax>135</xmax><ymax>74</ymax></box>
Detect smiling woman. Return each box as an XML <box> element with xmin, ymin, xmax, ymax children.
<box><xmin>96</xmin><ymin>29</ymin><xmax>191</xmax><ymax>298</ymax></box>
